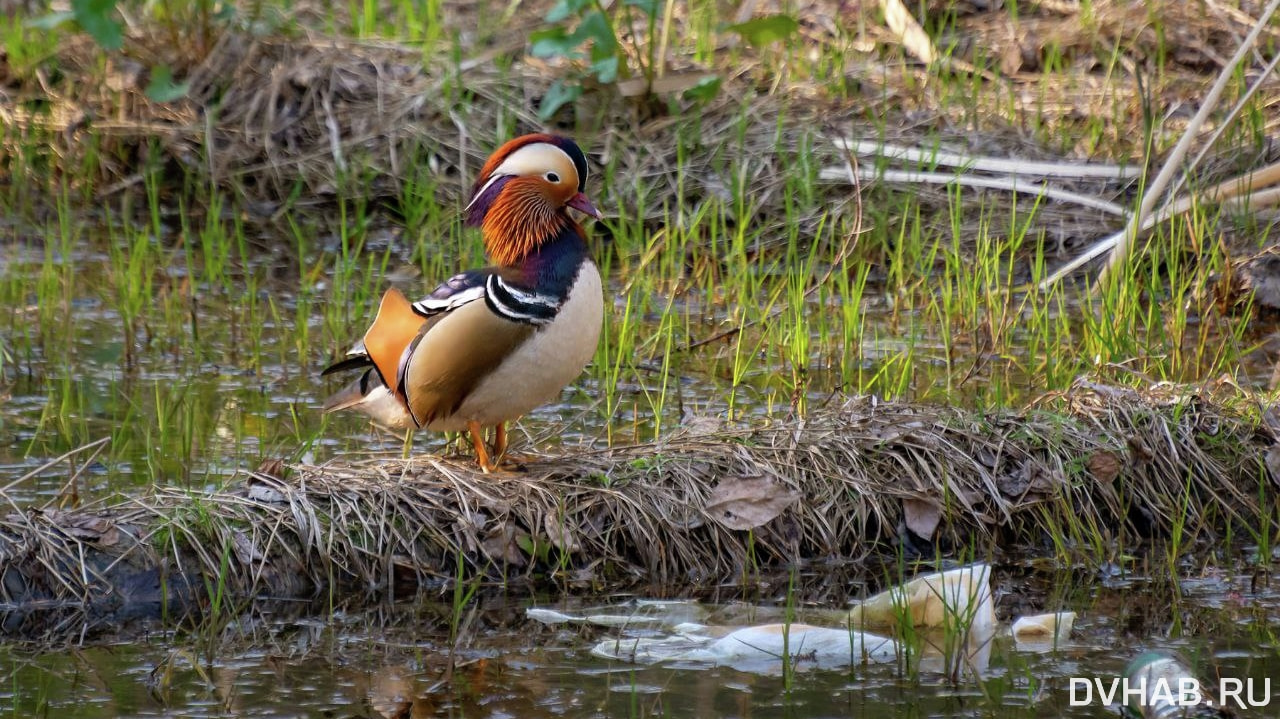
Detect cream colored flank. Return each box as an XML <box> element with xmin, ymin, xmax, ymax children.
<box><xmin>423</xmin><ymin>261</ymin><xmax>602</xmax><ymax>431</ymax></box>
<box><xmin>323</xmin><ymin>379</ymin><xmax>414</xmax><ymax>431</ymax></box>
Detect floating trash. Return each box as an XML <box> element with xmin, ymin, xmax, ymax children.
<box><xmin>846</xmin><ymin>562</ymin><xmax>995</xmax><ymax>634</ymax></box>
<box><xmin>1120</xmin><ymin>652</ymin><xmax>1229</xmax><ymax>718</ymax></box>
<box><xmin>1012</xmin><ymin>611</ymin><xmax>1076</xmax><ymax>649</ymax></box>
<box><xmin>590</xmin><ymin>623</ymin><xmax>899</xmax><ymax>672</ymax></box>
<box><xmin>528</xmin><ymin>563</ymin><xmax>1011</xmax><ymax>675</ymax></box>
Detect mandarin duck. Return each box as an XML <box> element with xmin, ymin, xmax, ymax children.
<box><xmin>321</xmin><ymin>134</ymin><xmax>604</xmax><ymax>472</ymax></box>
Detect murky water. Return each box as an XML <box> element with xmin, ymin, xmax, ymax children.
<box><xmin>2</xmin><ymin>564</ymin><xmax>1279</xmax><ymax>717</ymax></box>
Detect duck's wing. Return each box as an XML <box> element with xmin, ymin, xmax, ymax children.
<box><xmin>323</xmin><ymin>268</ymin><xmax>564</xmax><ymax>429</ymax></box>
<box><xmin>397</xmin><ymin>268</ymin><xmax>567</xmax><ymax>427</ymax></box>
<box><xmin>414</xmin><ymin>268</ymin><xmax>560</xmax><ymax>324</ymax></box>
<box><xmin>322</xmin><ymin>271</ymin><xmax>494</xmax><ymax>379</ymax></box>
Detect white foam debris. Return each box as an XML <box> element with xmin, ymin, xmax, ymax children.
<box><xmin>847</xmin><ymin>562</ymin><xmax>995</xmax><ymax>634</ymax></box>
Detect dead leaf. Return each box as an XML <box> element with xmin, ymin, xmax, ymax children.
<box><xmin>543</xmin><ymin>512</ymin><xmax>580</xmax><ymax>553</ymax></box>
<box><xmin>254</xmin><ymin>458</ymin><xmax>287</xmax><ymax>479</ymax></box>
<box><xmin>1087</xmin><ymin>450</ymin><xmax>1123</xmax><ymax>484</ymax></box>
<box><xmin>1127</xmin><ymin>435</ymin><xmax>1154</xmax><ymax>462</ymax></box>
<box><xmin>998</xmin><ymin>462</ymin><xmax>1060</xmax><ymax>498</ymax></box>
<box><xmin>705</xmin><ymin>476</ymin><xmax>801</xmax><ymax>531</ymax></box>
<box><xmin>44</xmin><ymin>510</ymin><xmax>120</xmax><ymax>546</ymax></box>
<box><xmin>902</xmin><ymin>498</ymin><xmax>942</xmax><ymax>539</ymax></box>
<box><xmin>481</xmin><ymin>524</ymin><xmax>527</xmax><ymax>567</ymax></box>
<box><xmin>232</xmin><ymin>530</ymin><xmax>265</xmax><ymax>564</ymax></box>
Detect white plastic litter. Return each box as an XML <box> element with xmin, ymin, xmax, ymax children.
<box><xmin>591</xmin><ymin>623</ymin><xmax>899</xmax><ymax>672</ymax></box>
<box><xmin>528</xmin><ymin>562</ymin><xmax>1025</xmax><ymax>677</ymax></box>
<box><xmin>1012</xmin><ymin>611</ymin><xmax>1076</xmax><ymax>648</ymax></box>
<box><xmin>847</xmin><ymin>562</ymin><xmax>995</xmax><ymax>634</ymax></box>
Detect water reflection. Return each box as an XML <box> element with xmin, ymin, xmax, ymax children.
<box><xmin>1</xmin><ymin>565</ymin><xmax>1277</xmax><ymax>718</ymax></box>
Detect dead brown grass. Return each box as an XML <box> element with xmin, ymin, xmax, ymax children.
<box><xmin>1</xmin><ymin>379</ymin><xmax>1277</xmax><ymax>628</ymax></box>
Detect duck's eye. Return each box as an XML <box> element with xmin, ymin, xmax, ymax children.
<box><xmin>544</xmin><ymin>172</ymin><xmax>561</xmax><ymax>183</ymax></box>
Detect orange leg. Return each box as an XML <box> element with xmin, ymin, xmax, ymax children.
<box><xmin>467</xmin><ymin>420</ymin><xmax>495</xmax><ymax>473</ymax></box>
<box><xmin>494</xmin><ymin>422</ymin><xmax>508</xmax><ymax>459</ymax></box>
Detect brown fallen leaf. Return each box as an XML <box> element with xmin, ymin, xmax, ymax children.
<box><xmin>254</xmin><ymin>458</ymin><xmax>287</xmax><ymax>480</ymax></box>
<box><xmin>481</xmin><ymin>524</ymin><xmax>527</xmax><ymax>567</ymax></box>
<box><xmin>543</xmin><ymin>512</ymin><xmax>580</xmax><ymax>553</ymax></box>
<box><xmin>1087</xmin><ymin>450</ymin><xmax>1123</xmax><ymax>485</ymax></box>
<box><xmin>705</xmin><ymin>476</ymin><xmax>801</xmax><ymax>531</ymax></box>
<box><xmin>902</xmin><ymin>498</ymin><xmax>942</xmax><ymax>539</ymax></box>
<box><xmin>998</xmin><ymin>461</ymin><xmax>1060</xmax><ymax>498</ymax></box>
<box><xmin>43</xmin><ymin>510</ymin><xmax>120</xmax><ymax>547</ymax></box>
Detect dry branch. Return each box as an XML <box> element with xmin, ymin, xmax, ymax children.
<box><xmin>880</xmin><ymin>0</ymin><xmax>938</xmax><ymax>65</ymax></box>
<box><xmin>1096</xmin><ymin>0</ymin><xmax>1280</xmax><ymax>285</ymax></box>
<box><xmin>832</xmin><ymin>139</ymin><xmax>1142</xmax><ymax>180</ymax></box>
<box><xmin>1040</xmin><ymin>160</ymin><xmax>1280</xmax><ymax>288</ymax></box>
<box><xmin>819</xmin><ymin>163</ymin><xmax>1129</xmax><ymax>216</ymax></box>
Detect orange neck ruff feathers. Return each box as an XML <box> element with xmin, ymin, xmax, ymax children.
<box><xmin>482</xmin><ymin>178</ymin><xmax>575</xmax><ymax>267</ymax></box>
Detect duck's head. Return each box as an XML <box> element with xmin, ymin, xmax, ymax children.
<box><xmin>464</xmin><ymin>134</ymin><xmax>601</xmax><ymax>266</ymax></box>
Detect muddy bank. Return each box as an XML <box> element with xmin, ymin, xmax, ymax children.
<box><xmin>0</xmin><ymin>379</ymin><xmax>1276</xmax><ymax>636</ymax></box>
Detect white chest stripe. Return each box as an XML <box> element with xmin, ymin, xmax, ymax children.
<box><xmin>413</xmin><ymin>285</ymin><xmax>486</xmax><ymax>315</ymax></box>
<box><xmin>485</xmin><ymin>275</ymin><xmax>560</xmax><ymax>325</ymax></box>
<box><xmin>495</xmin><ymin>278</ymin><xmax>559</xmax><ymax>307</ymax></box>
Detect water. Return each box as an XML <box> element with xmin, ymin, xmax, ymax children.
<box><xmin>4</xmin><ymin>236</ymin><xmax>1275</xmax><ymax>509</ymax></box>
<box><xmin>2</xmin><ymin>564</ymin><xmax>1278</xmax><ymax>717</ymax></box>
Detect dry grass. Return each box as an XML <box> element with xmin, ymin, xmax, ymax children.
<box><xmin>5</xmin><ymin>1</ymin><xmax>1278</xmax><ymax>250</ymax></box>
<box><xmin>1</xmin><ymin>379</ymin><xmax>1277</xmax><ymax>631</ymax></box>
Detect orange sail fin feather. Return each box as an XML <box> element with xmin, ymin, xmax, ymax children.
<box><xmin>361</xmin><ymin>288</ymin><xmax>425</xmax><ymax>398</ymax></box>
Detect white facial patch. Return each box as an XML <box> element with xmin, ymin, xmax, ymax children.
<box><xmin>465</xmin><ymin>142</ymin><xmax>579</xmax><ymax>213</ymax></box>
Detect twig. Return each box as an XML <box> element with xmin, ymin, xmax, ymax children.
<box><xmin>1170</xmin><ymin>48</ymin><xmax>1280</xmax><ymax>203</ymax></box>
<box><xmin>833</xmin><ymin>138</ymin><xmax>1142</xmax><ymax>180</ymax></box>
<box><xmin>818</xmin><ymin>165</ymin><xmax>1129</xmax><ymax>216</ymax></box>
<box><xmin>321</xmin><ymin>94</ymin><xmax>346</xmax><ymax>173</ymax></box>
<box><xmin>1098</xmin><ymin>0</ymin><xmax>1280</xmax><ymax>286</ymax></box>
<box><xmin>1039</xmin><ymin>161</ymin><xmax>1280</xmax><ymax>288</ymax></box>
<box><xmin>0</xmin><ymin>438</ymin><xmax>111</xmax><ymax>496</ymax></box>
<box><xmin>42</xmin><ymin>438</ymin><xmax>113</xmax><ymax>511</ymax></box>
<box><xmin>880</xmin><ymin>0</ymin><xmax>937</xmax><ymax>65</ymax></box>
